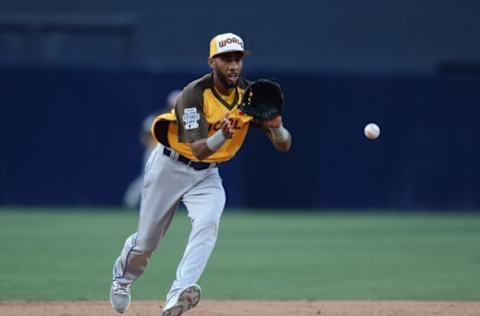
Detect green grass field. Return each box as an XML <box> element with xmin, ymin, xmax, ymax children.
<box><xmin>1</xmin><ymin>208</ymin><xmax>479</xmax><ymax>301</ymax></box>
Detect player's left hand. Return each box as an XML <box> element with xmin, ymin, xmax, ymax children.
<box><xmin>262</xmin><ymin>115</ymin><xmax>282</xmax><ymax>129</ymax></box>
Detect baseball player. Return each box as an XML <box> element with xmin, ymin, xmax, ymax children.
<box><xmin>110</xmin><ymin>32</ymin><xmax>292</xmax><ymax>316</ymax></box>
<box><xmin>123</xmin><ymin>90</ymin><xmax>182</xmax><ymax>209</ymax></box>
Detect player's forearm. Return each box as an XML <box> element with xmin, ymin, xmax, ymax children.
<box><xmin>191</xmin><ymin>129</ymin><xmax>229</xmax><ymax>160</ymax></box>
<box><xmin>273</xmin><ymin>136</ymin><xmax>291</xmax><ymax>152</ymax></box>
<box><xmin>191</xmin><ymin>139</ymin><xmax>215</xmax><ymax>161</ymax></box>
<box><xmin>269</xmin><ymin>125</ymin><xmax>292</xmax><ymax>152</ymax></box>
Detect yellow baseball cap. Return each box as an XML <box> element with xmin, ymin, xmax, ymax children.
<box><xmin>209</xmin><ymin>32</ymin><xmax>246</xmax><ymax>58</ymax></box>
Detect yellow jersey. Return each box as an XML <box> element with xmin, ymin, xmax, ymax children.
<box><xmin>151</xmin><ymin>73</ymin><xmax>253</xmax><ymax>163</ymax></box>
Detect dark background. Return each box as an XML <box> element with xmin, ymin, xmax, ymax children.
<box><xmin>1</xmin><ymin>0</ymin><xmax>479</xmax><ymax>210</ymax></box>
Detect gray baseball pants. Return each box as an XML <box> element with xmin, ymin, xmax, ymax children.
<box><xmin>112</xmin><ymin>143</ymin><xmax>225</xmax><ymax>299</ymax></box>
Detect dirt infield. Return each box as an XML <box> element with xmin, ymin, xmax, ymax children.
<box><xmin>1</xmin><ymin>300</ymin><xmax>480</xmax><ymax>316</ymax></box>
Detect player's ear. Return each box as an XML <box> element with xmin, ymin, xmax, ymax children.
<box><xmin>207</xmin><ymin>57</ymin><xmax>215</xmax><ymax>69</ymax></box>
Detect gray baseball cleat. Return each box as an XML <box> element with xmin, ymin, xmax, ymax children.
<box><xmin>110</xmin><ymin>281</ymin><xmax>131</xmax><ymax>313</ymax></box>
<box><xmin>162</xmin><ymin>284</ymin><xmax>201</xmax><ymax>316</ymax></box>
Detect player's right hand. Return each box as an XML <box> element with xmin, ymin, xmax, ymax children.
<box><xmin>220</xmin><ymin>114</ymin><xmax>234</xmax><ymax>139</ymax></box>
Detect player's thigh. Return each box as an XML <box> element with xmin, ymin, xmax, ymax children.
<box><xmin>182</xmin><ymin>170</ymin><xmax>226</xmax><ymax>225</ymax></box>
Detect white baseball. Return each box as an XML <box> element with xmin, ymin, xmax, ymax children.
<box><xmin>364</xmin><ymin>123</ymin><xmax>380</xmax><ymax>140</ymax></box>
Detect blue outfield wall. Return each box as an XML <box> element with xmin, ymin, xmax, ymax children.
<box><xmin>1</xmin><ymin>66</ymin><xmax>479</xmax><ymax>210</ymax></box>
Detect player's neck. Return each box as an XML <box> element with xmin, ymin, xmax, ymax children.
<box><xmin>214</xmin><ymin>86</ymin><xmax>235</xmax><ymax>97</ymax></box>
<box><xmin>214</xmin><ymin>84</ymin><xmax>234</xmax><ymax>96</ymax></box>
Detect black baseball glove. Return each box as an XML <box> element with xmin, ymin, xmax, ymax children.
<box><xmin>239</xmin><ymin>79</ymin><xmax>284</xmax><ymax>121</ymax></box>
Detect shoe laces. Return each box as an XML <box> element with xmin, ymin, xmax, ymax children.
<box><xmin>112</xmin><ymin>282</ymin><xmax>130</xmax><ymax>295</ymax></box>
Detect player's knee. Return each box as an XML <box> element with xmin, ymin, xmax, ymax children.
<box><xmin>199</xmin><ymin>218</ymin><xmax>220</xmax><ymax>230</ymax></box>
<box><xmin>218</xmin><ymin>191</ymin><xmax>226</xmax><ymax>209</ymax></box>
<box><xmin>194</xmin><ymin>216</ymin><xmax>221</xmax><ymax>236</ymax></box>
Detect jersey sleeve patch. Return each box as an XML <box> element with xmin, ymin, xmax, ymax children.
<box><xmin>183</xmin><ymin>107</ymin><xmax>201</xmax><ymax>130</ymax></box>
<box><xmin>175</xmin><ymin>82</ymin><xmax>209</xmax><ymax>142</ymax></box>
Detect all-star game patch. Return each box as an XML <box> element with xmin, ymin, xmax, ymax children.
<box><xmin>183</xmin><ymin>107</ymin><xmax>200</xmax><ymax>129</ymax></box>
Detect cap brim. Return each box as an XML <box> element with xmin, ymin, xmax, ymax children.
<box><xmin>210</xmin><ymin>49</ymin><xmax>252</xmax><ymax>58</ymax></box>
